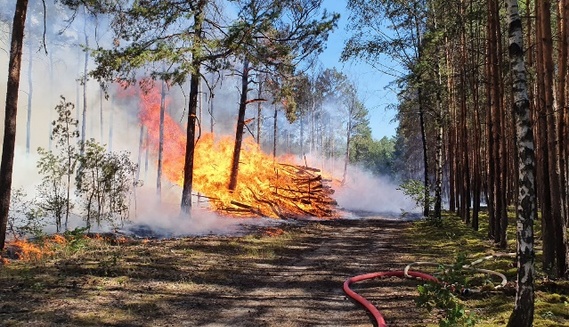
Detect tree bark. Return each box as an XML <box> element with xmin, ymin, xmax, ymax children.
<box><xmin>506</xmin><ymin>1</ymin><xmax>536</xmax><ymax>325</ymax></box>
<box><xmin>535</xmin><ymin>0</ymin><xmax>555</xmax><ymax>275</ymax></box>
<box><xmin>418</xmin><ymin>88</ymin><xmax>430</xmax><ymax>217</ymax></box>
<box><xmin>0</xmin><ymin>0</ymin><xmax>29</xmax><ymax>250</ymax></box>
<box><xmin>541</xmin><ymin>0</ymin><xmax>569</xmax><ymax>278</ymax></box>
<box><xmin>229</xmin><ymin>58</ymin><xmax>249</xmax><ymax>191</ymax></box>
<box><xmin>157</xmin><ymin>80</ymin><xmax>166</xmax><ymax>198</ymax></box>
<box><xmin>256</xmin><ymin>76</ymin><xmax>262</xmax><ymax>144</ymax></box>
<box><xmin>557</xmin><ymin>0</ymin><xmax>569</xmax><ymax>232</ymax></box>
<box><xmin>486</xmin><ymin>65</ymin><xmax>496</xmax><ymax>241</ymax></box>
<box><xmin>273</xmin><ymin>105</ymin><xmax>278</xmax><ymax>158</ymax></box>
<box><xmin>181</xmin><ymin>0</ymin><xmax>206</xmax><ymax>213</ymax></box>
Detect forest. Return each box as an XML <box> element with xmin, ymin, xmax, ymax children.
<box><xmin>0</xmin><ymin>0</ymin><xmax>568</xmax><ymax>326</ymax></box>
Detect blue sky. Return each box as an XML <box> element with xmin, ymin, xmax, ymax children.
<box><xmin>318</xmin><ymin>0</ymin><xmax>399</xmax><ymax>140</ymax></box>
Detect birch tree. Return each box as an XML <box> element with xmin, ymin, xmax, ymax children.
<box><xmin>506</xmin><ymin>0</ymin><xmax>536</xmax><ymax>325</ymax></box>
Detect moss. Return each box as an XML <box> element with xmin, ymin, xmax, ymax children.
<box><xmin>405</xmin><ymin>210</ymin><xmax>569</xmax><ymax>326</ymax></box>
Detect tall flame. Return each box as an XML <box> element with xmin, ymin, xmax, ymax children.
<box><xmin>136</xmin><ymin>84</ymin><xmax>336</xmax><ymax>218</ymax></box>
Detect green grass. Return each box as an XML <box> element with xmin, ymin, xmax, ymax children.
<box><xmin>406</xmin><ymin>209</ymin><xmax>569</xmax><ymax>326</ymax></box>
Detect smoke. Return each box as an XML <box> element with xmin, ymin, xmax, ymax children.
<box><xmin>0</xmin><ymin>1</ymin><xmax>418</xmax><ymax>239</ymax></box>
<box><xmin>334</xmin><ymin>166</ymin><xmax>420</xmax><ymax>216</ymax></box>
<box><xmin>124</xmin><ymin>186</ymin><xmax>285</xmax><ymax>237</ymax></box>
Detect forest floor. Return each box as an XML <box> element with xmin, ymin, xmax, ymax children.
<box><xmin>1</xmin><ymin>212</ymin><xmax>568</xmax><ymax>327</ymax></box>
<box><xmin>0</xmin><ymin>212</ymin><xmax>442</xmax><ymax>327</ymax></box>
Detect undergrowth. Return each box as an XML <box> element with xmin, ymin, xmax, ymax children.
<box><xmin>408</xmin><ymin>210</ymin><xmax>569</xmax><ymax>326</ymax></box>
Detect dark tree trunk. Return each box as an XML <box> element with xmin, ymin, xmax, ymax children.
<box><xmin>256</xmin><ymin>76</ymin><xmax>262</xmax><ymax>144</ymax></box>
<box><xmin>535</xmin><ymin>0</ymin><xmax>556</xmax><ymax>275</ymax></box>
<box><xmin>541</xmin><ymin>0</ymin><xmax>569</xmax><ymax>277</ymax></box>
<box><xmin>181</xmin><ymin>0</ymin><xmax>206</xmax><ymax>214</ymax></box>
<box><xmin>434</xmin><ymin>119</ymin><xmax>443</xmax><ymax>220</ymax></box>
<box><xmin>459</xmin><ymin>56</ymin><xmax>471</xmax><ymax>225</ymax></box>
<box><xmin>273</xmin><ymin>106</ymin><xmax>278</xmax><ymax>158</ymax></box>
<box><xmin>472</xmin><ymin>82</ymin><xmax>482</xmax><ymax>231</ymax></box>
<box><xmin>506</xmin><ymin>1</ymin><xmax>536</xmax><ymax>325</ymax></box>
<box><xmin>157</xmin><ymin>80</ymin><xmax>166</xmax><ymax>198</ymax></box>
<box><xmin>229</xmin><ymin>58</ymin><xmax>249</xmax><ymax>191</ymax></box>
<box><xmin>136</xmin><ymin>126</ymin><xmax>144</xmax><ymax>183</ymax></box>
<box><xmin>557</xmin><ymin>0</ymin><xmax>569</xmax><ymax>231</ymax></box>
<box><xmin>0</xmin><ymin>0</ymin><xmax>29</xmax><ymax>250</ymax></box>
<box><xmin>418</xmin><ymin>88</ymin><xmax>430</xmax><ymax>217</ymax></box>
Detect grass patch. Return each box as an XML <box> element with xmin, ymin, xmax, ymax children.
<box><xmin>406</xmin><ymin>210</ymin><xmax>569</xmax><ymax>326</ymax></box>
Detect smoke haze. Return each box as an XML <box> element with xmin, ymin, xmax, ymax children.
<box><xmin>0</xmin><ymin>1</ymin><xmax>416</xmax><ymax>238</ymax></box>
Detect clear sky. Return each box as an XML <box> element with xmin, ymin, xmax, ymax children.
<box><xmin>318</xmin><ymin>0</ymin><xmax>399</xmax><ymax>140</ymax></box>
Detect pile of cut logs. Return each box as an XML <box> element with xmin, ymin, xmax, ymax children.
<box><xmin>216</xmin><ymin>163</ymin><xmax>338</xmax><ymax>219</ymax></box>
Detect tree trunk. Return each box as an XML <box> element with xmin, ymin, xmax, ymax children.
<box><xmin>434</xmin><ymin>58</ymin><xmax>445</xmax><ymax>221</ymax></box>
<box><xmin>535</xmin><ymin>0</ymin><xmax>556</xmax><ymax>275</ymax></box>
<box><xmin>541</xmin><ymin>0</ymin><xmax>569</xmax><ymax>277</ymax></box>
<box><xmin>472</xmin><ymin>77</ymin><xmax>482</xmax><ymax>231</ymax></box>
<box><xmin>136</xmin><ymin>126</ymin><xmax>144</xmax><ymax>182</ymax></box>
<box><xmin>157</xmin><ymin>80</ymin><xmax>166</xmax><ymax>198</ymax></box>
<box><xmin>181</xmin><ymin>0</ymin><xmax>206</xmax><ymax>214</ymax></box>
<box><xmin>418</xmin><ymin>88</ymin><xmax>430</xmax><ymax>217</ymax></box>
<box><xmin>506</xmin><ymin>2</ymin><xmax>536</xmax><ymax>325</ymax></box>
<box><xmin>342</xmin><ymin>113</ymin><xmax>352</xmax><ymax>185</ymax></box>
<box><xmin>557</xmin><ymin>0</ymin><xmax>569</xmax><ymax>231</ymax></box>
<box><xmin>434</xmin><ymin>118</ymin><xmax>443</xmax><ymax>220</ymax></box>
<box><xmin>26</xmin><ymin>36</ymin><xmax>32</xmax><ymax>154</ymax></box>
<box><xmin>0</xmin><ymin>0</ymin><xmax>29</xmax><ymax>250</ymax></box>
<box><xmin>256</xmin><ymin>76</ymin><xmax>262</xmax><ymax>144</ymax></box>
<box><xmin>229</xmin><ymin>58</ymin><xmax>249</xmax><ymax>191</ymax></box>
<box><xmin>99</xmin><ymin>87</ymin><xmax>104</xmax><ymax>142</ymax></box>
<box><xmin>273</xmin><ymin>105</ymin><xmax>278</xmax><ymax>158</ymax></box>
<box><xmin>81</xmin><ymin>12</ymin><xmax>89</xmax><ymax>154</ymax></box>
<box><xmin>459</xmin><ymin>52</ymin><xmax>471</xmax><ymax>225</ymax></box>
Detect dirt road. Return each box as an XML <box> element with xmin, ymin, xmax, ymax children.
<box><xmin>1</xmin><ymin>215</ymin><xmax>436</xmax><ymax>327</ymax></box>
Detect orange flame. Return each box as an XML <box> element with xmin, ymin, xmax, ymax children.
<box><xmin>5</xmin><ymin>239</ymin><xmax>55</xmax><ymax>261</ymax></box>
<box><xmin>135</xmin><ymin>84</ymin><xmax>336</xmax><ymax>218</ymax></box>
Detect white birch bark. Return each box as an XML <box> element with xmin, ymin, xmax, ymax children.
<box><xmin>506</xmin><ymin>1</ymin><xmax>536</xmax><ymax>325</ymax></box>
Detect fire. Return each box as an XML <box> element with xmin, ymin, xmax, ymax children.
<box><xmin>5</xmin><ymin>239</ymin><xmax>56</xmax><ymax>262</ymax></box>
<box><xmin>136</xmin><ymin>84</ymin><xmax>337</xmax><ymax>219</ymax></box>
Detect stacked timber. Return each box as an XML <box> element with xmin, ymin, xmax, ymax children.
<box><xmin>214</xmin><ymin>163</ymin><xmax>337</xmax><ymax>219</ymax></box>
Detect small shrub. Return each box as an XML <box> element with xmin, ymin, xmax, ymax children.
<box><xmin>415</xmin><ymin>253</ymin><xmax>477</xmax><ymax>327</ymax></box>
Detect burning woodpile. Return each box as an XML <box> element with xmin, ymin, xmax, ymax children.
<box><xmin>218</xmin><ymin>163</ymin><xmax>337</xmax><ymax>219</ymax></box>
<box><xmin>136</xmin><ymin>86</ymin><xmax>339</xmax><ymax>219</ymax></box>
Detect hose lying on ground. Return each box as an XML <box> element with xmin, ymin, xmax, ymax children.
<box><xmin>343</xmin><ymin>270</ymin><xmax>438</xmax><ymax>327</ymax></box>
<box><xmin>343</xmin><ymin>254</ymin><xmax>514</xmax><ymax>326</ymax></box>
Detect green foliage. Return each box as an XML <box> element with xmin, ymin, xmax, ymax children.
<box><xmin>36</xmin><ymin>97</ymin><xmax>140</xmax><ymax>233</ymax></box>
<box><xmin>62</xmin><ymin>227</ymin><xmax>90</xmax><ymax>253</ymax></box>
<box><xmin>76</xmin><ymin>139</ymin><xmax>140</xmax><ymax>230</ymax></box>
<box><xmin>7</xmin><ymin>188</ymin><xmax>46</xmax><ymax>239</ymax></box>
<box><xmin>36</xmin><ymin>96</ymin><xmax>79</xmax><ymax>232</ymax></box>
<box><xmin>36</xmin><ymin>148</ymin><xmax>70</xmax><ymax>232</ymax></box>
<box><xmin>351</xmin><ymin>134</ymin><xmax>396</xmax><ymax>176</ymax></box>
<box><xmin>398</xmin><ymin>179</ymin><xmax>431</xmax><ymax>208</ymax></box>
<box><xmin>416</xmin><ymin>253</ymin><xmax>477</xmax><ymax>327</ymax></box>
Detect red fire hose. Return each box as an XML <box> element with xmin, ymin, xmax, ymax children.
<box><xmin>343</xmin><ymin>270</ymin><xmax>438</xmax><ymax>327</ymax></box>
